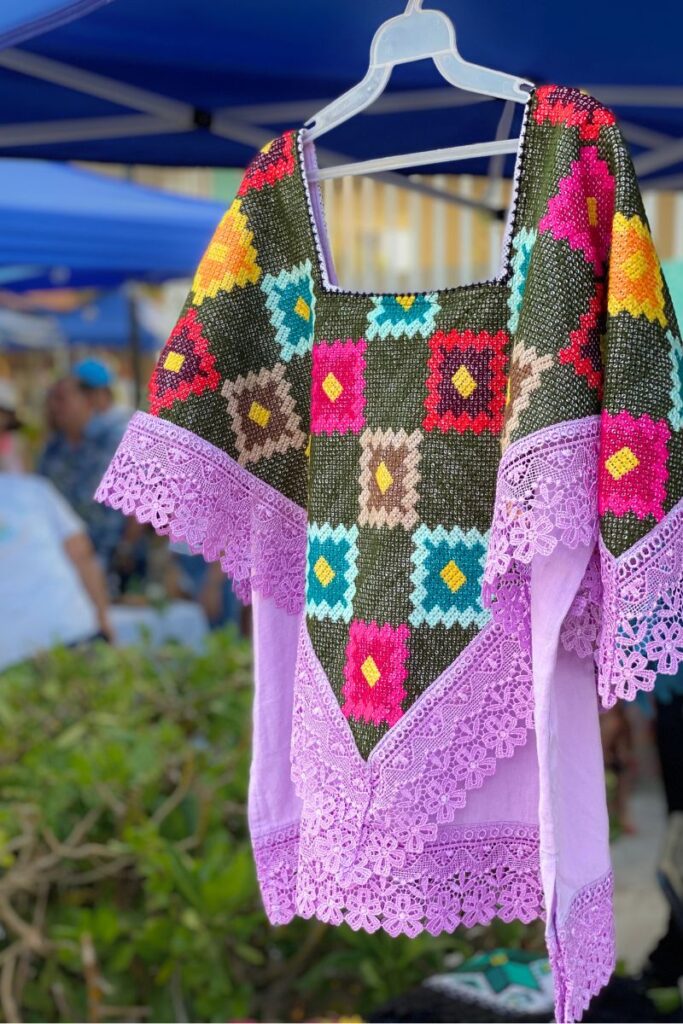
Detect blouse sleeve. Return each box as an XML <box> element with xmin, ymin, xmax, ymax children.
<box><xmin>594</xmin><ymin>121</ymin><xmax>683</xmax><ymax>705</ymax></box>
<box><xmin>95</xmin><ymin>133</ymin><xmax>309</xmax><ymax>613</ymax></box>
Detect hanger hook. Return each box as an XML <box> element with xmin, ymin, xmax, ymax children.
<box><xmin>404</xmin><ymin>0</ymin><xmax>423</xmax><ymax>13</ymax></box>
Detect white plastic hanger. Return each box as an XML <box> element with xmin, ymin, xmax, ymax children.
<box><xmin>304</xmin><ymin>0</ymin><xmax>534</xmax><ymax>182</ymax></box>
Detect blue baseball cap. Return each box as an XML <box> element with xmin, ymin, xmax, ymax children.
<box><xmin>73</xmin><ymin>358</ymin><xmax>115</xmax><ymax>389</ymax></box>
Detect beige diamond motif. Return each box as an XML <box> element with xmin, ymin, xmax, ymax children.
<box><xmin>322</xmin><ymin>372</ymin><xmax>343</xmax><ymax>402</ymax></box>
<box><xmin>361</xmin><ymin>655</ymin><xmax>381</xmax><ymax>687</ymax></box>
<box><xmin>440</xmin><ymin>560</ymin><xmax>466</xmax><ymax>593</ymax></box>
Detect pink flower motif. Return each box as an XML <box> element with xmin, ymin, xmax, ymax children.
<box><xmin>311</xmin><ymin>337</ymin><xmax>367</xmax><ymax>434</ymax></box>
<box><xmin>612</xmin><ymin>644</ymin><xmax>655</xmax><ymax>701</ymax></box>
<box><xmin>509</xmin><ymin>510</ymin><xmax>555</xmax><ymax>562</ymax></box>
<box><xmin>424</xmin><ymin>884</ymin><xmax>462</xmax><ymax>935</ymax></box>
<box><xmin>538</xmin><ymin>146</ymin><xmax>615</xmax><ymax>272</ymax></box>
<box><xmin>598</xmin><ymin>411</ymin><xmax>670</xmax><ymax>521</ymax></box>
<box><xmin>382</xmin><ymin>885</ymin><xmax>424</xmax><ymax>938</ymax></box>
<box><xmin>344</xmin><ymin>889</ymin><xmax>382</xmax><ymax>933</ymax></box>
<box><xmin>366</xmin><ymin>830</ymin><xmax>406</xmax><ymax>877</ymax></box>
<box><xmin>481</xmin><ymin>713</ymin><xmax>526</xmax><ymax>759</ymax></box>
<box><xmin>647</xmin><ymin>620</ymin><xmax>683</xmax><ymax>674</ymax></box>
<box><xmin>137</xmin><ymin>482</ymin><xmax>175</xmax><ymax>529</ymax></box>
<box><xmin>461</xmin><ymin>877</ymin><xmax>497</xmax><ymax>927</ymax></box>
<box><xmin>342</xmin><ymin>620</ymin><xmax>410</xmax><ymax>727</ymax></box>
<box><xmin>393</xmin><ymin>813</ymin><xmax>438</xmax><ymax>854</ymax></box>
<box><xmin>422</xmin><ymin>774</ymin><xmax>467</xmax><ymax>823</ymax></box>
<box><xmin>499</xmin><ymin>879</ymin><xmax>541</xmax><ymax>923</ymax></box>
<box><xmin>452</xmin><ymin>743</ymin><xmax>496</xmax><ymax>790</ymax></box>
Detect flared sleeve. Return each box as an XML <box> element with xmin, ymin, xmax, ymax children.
<box><xmin>481</xmin><ymin>86</ymin><xmax>683</xmax><ymax>708</ymax></box>
<box><xmin>594</xmin><ymin>122</ymin><xmax>683</xmax><ymax>705</ymax></box>
<box><xmin>95</xmin><ymin>131</ymin><xmax>310</xmax><ymax>613</ymax></box>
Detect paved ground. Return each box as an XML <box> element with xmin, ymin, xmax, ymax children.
<box><xmin>612</xmin><ymin>784</ymin><xmax>670</xmax><ymax>971</ymax></box>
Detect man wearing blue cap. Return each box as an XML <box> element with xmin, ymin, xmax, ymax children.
<box><xmin>39</xmin><ymin>360</ymin><xmax>131</xmax><ymax>577</ymax></box>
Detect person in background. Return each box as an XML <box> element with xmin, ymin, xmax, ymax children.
<box><xmin>1</xmin><ymin>425</ymin><xmax>112</xmax><ymax>670</ymax></box>
<box><xmin>39</xmin><ymin>360</ymin><xmax>132</xmax><ymax>576</ymax></box>
<box><xmin>0</xmin><ymin>378</ymin><xmax>26</xmax><ymax>473</ymax></box>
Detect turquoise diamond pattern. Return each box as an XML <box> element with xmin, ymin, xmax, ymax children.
<box><xmin>667</xmin><ymin>329</ymin><xmax>683</xmax><ymax>430</ymax></box>
<box><xmin>261</xmin><ymin>259</ymin><xmax>316</xmax><ymax>362</ymax></box>
<box><xmin>306</xmin><ymin>522</ymin><xmax>359</xmax><ymax>623</ymax></box>
<box><xmin>366</xmin><ymin>292</ymin><xmax>441</xmax><ymax>340</ymax></box>
<box><xmin>507</xmin><ymin>227</ymin><xmax>537</xmax><ymax>334</ymax></box>
<box><xmin>410</xmin><ymin>524</ymin><xmax>490</xmax><ymax>629</ymax></box>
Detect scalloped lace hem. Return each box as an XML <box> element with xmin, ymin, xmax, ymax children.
<box><xmin>252</xmin><ymin>820</ymin><xmax>544</xmax><ymax>936</ymax></box>
<box><xmin>596</xmin><ymin>500</ymin><xmax>683</xmax><ymax>706</ymax></box>
<box><xmin>548</xmin><ymin>871</ymin><xmax>615</xmax><ymax>1023</ymax></box>
<box><xmin>483</xmin><ymin>416</ymin><xmax>683</xmax><ymax>708</ymax></box>
<box><xmin>94</xmin><ymin>411</ymin><xmax>307</xmax><ymax>614</ymax></box>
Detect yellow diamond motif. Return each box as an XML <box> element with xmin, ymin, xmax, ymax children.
<box><xmin>294</xmin><ymin>295</ymin><xmax>311</xmax><ymax>321</ymax></box>
<box><xmin>623</xmin><ymin>250</ymin><xmax>650</xmax><ymax>282</ymax></box>
<box><xmin>586</xmin><ymin>196</ymin><xmax>598</xmax><ymax>227</ymax></box>
<box><xmin>313</xmin><ymin>556</ymin><xmax>335</xmax><ymax>588</ymax></box>
<box><xmin>248</xmin><ymin>401</ymin><xmax>271</xmax><ymax>429</ymax></box>
<box><xmin>163</xmin><ymin>351</ymin><xmax>185</xmax><ymax>373</ymax></box>
<box><xmin>375</xmin><ymin>460</ymin><xmax>394</xmax><ymax>494</ymax></box>
<box><xmin>395</xmin><ymin>294</ymin><xmax>416</xmax><ymax>311</ymax></box>
<box><xmin>452</xmin><ymin>365</ymin><xmax>477</xmax><ymax>398</ymax></box>
<box><xmin>361</xmin><ymin>655</ymin><xmax>381</xmax><ymax>687</ymax></box>
<box><xmin>440</xmin><ymin>560</ymin><xmax>466</xmax><ymax>593</ymax></box>
<box><xmin>605</xmin><ymin>445</ymin><xmax>640</xmax><ymax>481</ymax></box>
<box><xmin>490</xmin><ymin>953</ymin><xmax>509</xmax><ymax>967</ymax></box>
<box><xmin>322</xmin><ymin>372</ymin><xmax>343</xmax><ymax>402</ymax></box>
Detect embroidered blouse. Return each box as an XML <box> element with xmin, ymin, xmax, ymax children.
<box><xmin>96</xmin><ymin>85</ymin><xmax>683</xmax><ymax>1024</ymax></box>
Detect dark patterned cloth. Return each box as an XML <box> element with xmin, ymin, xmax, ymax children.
<box><xmin>100</xmin><ymin>85</ymin><xmax>683</xmax><ymax>758</ymax></box>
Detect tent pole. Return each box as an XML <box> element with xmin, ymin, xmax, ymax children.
<box><xmin>127</xmin><ymin>286</ymin><xmax>142</xmax><ymax>408</ymax></box>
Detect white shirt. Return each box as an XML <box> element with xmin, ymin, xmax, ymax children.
<box><xmin>0</xmin><ymin>474</ymin><xmax>97</xmax><ymax>669</ymax></box>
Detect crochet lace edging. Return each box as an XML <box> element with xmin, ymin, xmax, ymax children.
<box><xmin>483</xmin><ymin>416</ymin><xmax>683</xmax><ymax>708</ymax></box>
<box><xmin>252</xmin><ymin>819</ymin><xmax>544</xmax><ymax>937</ymax></box>
<box><xmin>482</xmin><ymin>416</ymin><xmax>601</xmax><ymax>647</ymax></box>
<box><xmin>547</xmin><ymin>871</ymin><xmax>615</xmax><ymax>1024</ymax></box>
<box><xmin>94</xmin><ymin>411</ymin><xmax>307</xmax><ymax>614</ymax></box>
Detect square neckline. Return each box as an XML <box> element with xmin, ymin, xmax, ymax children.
<box><xmin>294</xmin><ymin>84</ymin><xmax>539</xmax><ymax>302</ymax></box>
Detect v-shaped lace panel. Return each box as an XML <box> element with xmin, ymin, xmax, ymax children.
<box><xmin>273</xmin><ymin>621</ymin><xmax>539</xmax><ymax>936</ymax></box>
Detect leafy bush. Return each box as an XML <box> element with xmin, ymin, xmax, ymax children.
<box><xmin>0</xmin><ymin>631</ymin><xmax>540</xmax><ymax>1022</ymax></box>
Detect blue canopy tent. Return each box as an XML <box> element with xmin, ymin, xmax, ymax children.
<box><xmin>53</xmin><ymin>290</ymin><xmax>161</xmax><ymax>350</ymax></box>
<box><xmin>0</xmin><ymin>158</ymin><xmax>224</xmax><ymax>290</ymax></box>
<box><xmin>0</xmin><ymin>0</ymin><xmax>680</xmax><ymax>184</ymax></box>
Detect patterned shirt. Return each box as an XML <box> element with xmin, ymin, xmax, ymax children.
<box><xmin>40</xmin><ymin>406</ymin><xmax>130</xmax><ymax>565</ymax></box>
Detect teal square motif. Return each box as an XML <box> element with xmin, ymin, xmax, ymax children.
<box><xmin>667</xmin><ymin>329</ymin><xmax>683</xmax><ymax>431</ymax></box>
<box><xmin>261</xmin><ymin>259</ymin><xmax>316</xmax><ymax>361</ymax></box>
<box><xmin>410</xmin><ymin>524</ymin><xmax>490</xmax><ymax>629</ymax></box>
<box><xmin>366</xmin><ymin>293</ymin><xmax>440</xmax><ymax>340</ymax></box>
<box><xmin>306</xmin><ymin>522</ymin><xmax>359</xmax><ymax>622</ymax></box>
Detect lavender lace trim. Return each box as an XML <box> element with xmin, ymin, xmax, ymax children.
<box><xmin>548</xmin><ymin>871</ymin><xmax>615</xmax><ymax>1023</ymax></box>
<box><xmin>94</xmin><ymin>411</ymin><xmax>307</xmax><ymax>613</ymax></box>
<box><xmin>483</xmin><ymin>416</ymin><xmax>600</xmax><ymax>647</ymax></box>
<box><xmin>263</xmin><ymin>623</ymin><xmax>540</xmax><ymax>936</ymax></box>
<box><xmin>484</xmin><ymin>416</ymin><xmax>683</xmax><ymax>708</ymax></box>
<box><xmin>253</xmin><ymin>819</ymin><xmax>543</xmax><ymax>936</ymax></box>
<box><xmin>597</xmin><ymin>500</ymin><xmax>683</xmax><ymax>707</ymax></box>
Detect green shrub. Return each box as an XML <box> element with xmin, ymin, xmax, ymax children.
<box><xmin>0</xmin><ymin>631</ymin><xmax>539</xmax><ymax>1023</ymax></box>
